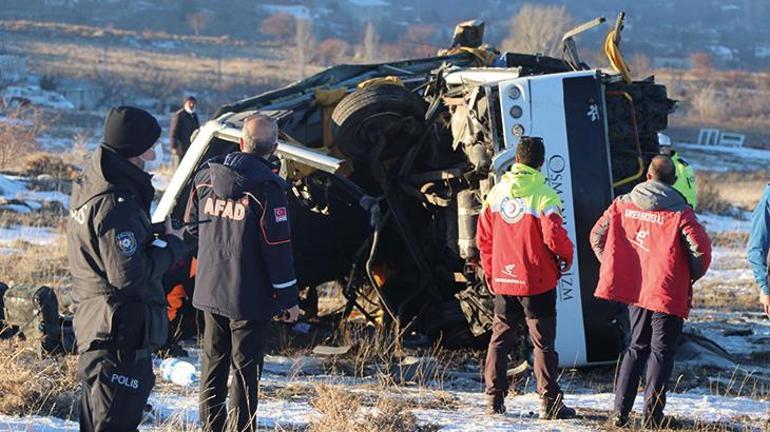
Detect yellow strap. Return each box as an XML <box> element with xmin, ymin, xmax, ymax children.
<box><xmin>313</xmin><ymin>87</ymin><xmax>348</xmax><ymax>106</ymax></box>
<box><xmin>437</xmin><ymin>46</ymin><xmax>497</xmax><ymax>66</ymax></box>
<box><xmin>357</xmin><ymin>76</ymin><xmax>404</xmax><ymax>90</ymax></box>
<box><xmin>604</xmin><ymin>30</ymin><xmax>632</xmax><ymax>83</ymax></box>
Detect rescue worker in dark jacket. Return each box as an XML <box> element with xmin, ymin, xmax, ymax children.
<box><xmin>185</xmin><ymin>114</ymin><xmax>299</xmax><ymax>432</ymax></box>
<box><xmin>169</xmin><ymin>96</ymin><xmax>200</xmax><ymax>166</ymax></box>
<box><xmin>68</xmin><ymin>106</ymin><xmax>188</xmax><ymax>432</ymax></box>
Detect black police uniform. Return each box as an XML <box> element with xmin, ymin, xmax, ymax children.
<box><xmin>67</xmin><ymin>107</ymin><xmax>188</xmax><ymax>432</ymax></box>
<box><xmin>185</xmin><ymin>151</ymin><xmax>299</xmax><ymax>432</ymax></box>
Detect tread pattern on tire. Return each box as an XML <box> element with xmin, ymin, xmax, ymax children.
<box><xmin>331</xmin><ymin>84</ymin><xmax>427</xmax><ymax>160</ymax></box>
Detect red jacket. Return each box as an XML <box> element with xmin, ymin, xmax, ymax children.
<box><xmin>591</xmin><ymin>181</ymin><xmax>712</xmax><ymax>319</ymax></box>
<box><xmin>476</xmin><ymin>164</ymin><xmax>573</xmax><ymax>297</ymax></box>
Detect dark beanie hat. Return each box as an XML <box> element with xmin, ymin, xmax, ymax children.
<box><xmin>102</xmin><ymin>106</ymin><xmax>161</xmax><ymax>158</ymax></box>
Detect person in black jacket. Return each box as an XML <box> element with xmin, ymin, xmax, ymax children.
<box><xmin>68</xmin><ymin>106</ymin><xmax>188</xmax><ymax>432</ymax></box>
<box><xmin>185</xmin><ymin>114</ymin><xmax>299</xmax><ymax>432</ymax></box>
<box><xmin>169</xmin><ymin>96</ymin><xmax>200</xmax><ymax>166</ymax></box>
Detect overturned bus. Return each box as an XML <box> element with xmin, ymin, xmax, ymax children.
<box><xmin>154</xmin><ymin>18</ymin><xmax>675</xmax><ymax>367</ymax></box>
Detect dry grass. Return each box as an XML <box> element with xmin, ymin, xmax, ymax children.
<box><xmin>0</xmin><ymin>108</ymin><xmax>48</xmax><ymax>170</ymax></box>
<box><xmin>696</xmin><ymin>174</ymin><xmax>735</xmax><ymax>215</ymax></box>
<box><xmin>697</xmin><ymin>171</ymin><xmax>768</xmax><ymax>212</ymax></box>
<box><xmin>693</xmin><ymin>283</ymin><xmax>757</xmax><ymax>311</ymax></box>
<box><xmin>0</xmin><ymin>20</ymin><xmax>243</xmax><ymax>46</ymax></box>
<box><xmin>9</xmin><ymin>28</ymin><xmax>315</xmax><ymax>111</ymax></box>
<box><xmin>658</xmin><ymin>69</ymin><xmax>770</xmax><ymax>148</ymax></box>
<box><xmin>20</xmin><ymin>152</ymin><xmax>80</xmax><ymax>180</ymax></box>
<box><xmin>309</xmin><ymin>385</ymin><xmax>441</xmax><ymax>432</ymax></box>
<box><xmin>0</xmin><ymin>342</ymin><xmax>80</xmax><ymax>419</ymax></box>
<box><xmin>0</xmin><ymin>228</ymin><xmax>69</xmax><ymax>288</ymax></box>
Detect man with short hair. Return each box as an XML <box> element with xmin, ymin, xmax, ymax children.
<box><xmin>68</xmin><ymin>106</ymin><xmax>188</xmax><ymax>431</ymax></box>
<box><xmin>169</xmin><ymin>96</ymin><xmax>200</xmax><ymax>166</ymax></box>
<box><xmin>476</xmin><ymin>136</ymin><xmax>576</xmax><ymax>419</ymax></box>
<box><xmin>186</xmin><ymin>114</ymin><xmax>299</xmax><ymax>432</ymax></box>
<box><xmin>591</xmin><ymin>156</ymin><xmax>711</xmax><ymax>428</ymax></box>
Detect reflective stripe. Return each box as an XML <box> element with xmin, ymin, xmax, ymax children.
<box><xmin>273</xmin><ymin>279</ymin><xmax>297</xmax><ymax>289</ymax></box>
<box><xmin>542</xmin><ymin>205</ymin><xmax>561</xmax><ymax>217</ymax></box>
<box><xmin>489</xmin><ymin>203</ymin><xmax>540</xmax><ymax>217</ymax></box>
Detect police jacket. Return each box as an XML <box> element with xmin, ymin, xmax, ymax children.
<box><xmin>67</xmin><ymin>146</ymin><xmax>188</xmax><ymax>353</ymax></box>
<box><xmin>591</xmin><ymin>181</ymin><xmax>712</xmax><ymax>319</ymax></box>
<box><xmin>476</xmin><ymin>163</ymin><xmax>574</xmax><ymax>297</ymax></box>
<box><xmin>169</xmin><ymin>109</ymin><xmax>199</xmax><ymax>156</ymax></box>
<box><xmin>186</xmin><ymin>152</ymin><xmax>299</xmax><ymax>321</ymax></box>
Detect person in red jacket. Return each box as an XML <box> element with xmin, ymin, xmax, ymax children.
<box><xmin>590</xmin><ymin>156</ymin><xmax>711</xmax><ymax>428</ymax></box>
<box><xmin>476</xmin><ymin>136</ymin><xmax>575</xmax><ymax>419</ymax></box>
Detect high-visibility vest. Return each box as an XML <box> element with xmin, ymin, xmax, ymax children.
<box><xmin>672</xmin><ymin>152</ymin><xmax>697</xmax><ymax>209</ymax></box>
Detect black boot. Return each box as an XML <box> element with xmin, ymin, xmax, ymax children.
<box><xmin>540</xmin><ymin>393</ymin><xmax>576</xmax><ymax>420</ymax></box>
<box><xmin>609</xmin><ymin>411</ymin><xmax>630</xmax><ymax>428</ymax></box>
<box><xmin>486</xmin><ymin>393</ymin><xmax>506</xmax><ymax>415</ymax></box>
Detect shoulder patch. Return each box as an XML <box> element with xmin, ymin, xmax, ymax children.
<box><xmin>274</xmin><ymin>206</ymin><xmax>288</xmax><ymax>222</ymax></box>
<box><xmin>116</xmin><ymin>231</ymin><xmax>138</xmax><ymax>257</ymax></box>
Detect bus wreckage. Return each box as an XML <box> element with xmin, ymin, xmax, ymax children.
<box><xmin>154</xmin><ymin>16</ymin><xmax>675</xmax><ymax>367</ymax></box>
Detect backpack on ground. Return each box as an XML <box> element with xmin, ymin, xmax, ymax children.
<box><xmin>0</xmin><ymin>283</ymin><xmax>76</xmax><ymax>356</ymax></box>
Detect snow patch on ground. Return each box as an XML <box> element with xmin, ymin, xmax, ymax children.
<box><xmin>349</xmin><ymin>0</ymin><xmax>390</xmax><ymax>6</ymax></box>
<box><xmin>688</xmin><ymin>309</ymin><xmax>770</xmax><ymax>357</ymax></box>
<box><xmin>0</xmin><ymin>225</ymin><xmax>60</xmax><ymax>246</ymax></box>
<box><xmin>698</xmin><ymin>212</ymin><xmax>752</xmax><ymax>233</ymax></box>
<box><xmin>678</xmin><ymin>142</ymin><xmax>770</xmax><ymax>172</ymax></box>
<box><xmin>0</xmin><ymin>415</ymin><xmax>78</xmax><ymax>431</ymax></box>
<box><xmin>3</xmin><ymin>384</ymin><xmax>767</xmax><ymax>431</ymax></box>
<box><xmin>0</xmin><ymin>175</ymin><xmax>28</xmax><ymax>197</ymax></box>
<box><xmin>0</xmin><ymin>175</ymin><xmax>69</xmax><ymax>209</ymax></box>
<box><xmin>679</xmin><ymin>143</ymin><xmax>770</xmax><ymax>162</ymax></box>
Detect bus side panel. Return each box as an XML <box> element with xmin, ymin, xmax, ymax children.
<box><xmin>562</xmin><ymin>75</ymin><xmax>626</xmax><ymax>364</ymax></box>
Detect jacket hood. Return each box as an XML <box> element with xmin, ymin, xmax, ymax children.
<box><xmin>629</xmin><ymin>180</ymin><xmax>688</xmax><ymax>211</ymax></box>
<box><xmin>71</xmin><ymin>146</ymin><xmax>154</xmax><ymax>210</ymax></box>
<box><xmin>209</xmin><ymin>152</ymin><xmax>278</xmax><ymax>199</ymax></box>
<box><xmin>503</xmin><ymin>163</ymin><xmax>547</xmax><ymax>197</ymax></box>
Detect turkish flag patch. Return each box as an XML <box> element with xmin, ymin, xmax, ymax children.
<box><xmin>274</xmin><ymin>207</ymin><xmax>288</xmax><ymax>222</ymax></box>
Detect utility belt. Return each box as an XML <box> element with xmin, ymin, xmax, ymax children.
<box><xmin>74</xmin><ymin>284</ymin><xmax>168</xmax><ymax>354</ymax></box>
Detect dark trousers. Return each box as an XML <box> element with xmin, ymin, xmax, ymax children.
<box><xmin>79</xmin><ymin>303</ymin><xmax>153</xmax><ymax>432</ymax></box>
<box><xmin>614</xmin><ymin>305</ymin><xmax>683</xmax><ymax>419</ymax></box>
<box><xmin>484</xmin><ymin>289</ymin><xmax>561</xmax><ymax>398</ymax></box>
<box><xmin>168</xmin><ymin>303</ymin><xmax>203</xmax><ymax>344</ymax></box>
<box><xmin>199</xmin><ymin>311</ymin><xmax>270</xmax><ymax>432</ymax></box>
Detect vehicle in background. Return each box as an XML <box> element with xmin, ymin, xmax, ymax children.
<box><xmin>1</xmin><ymin>85</ymin><xmax>75</xmax><ymax>110</ymax></box>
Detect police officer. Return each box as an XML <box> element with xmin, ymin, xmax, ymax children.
<box><xmin>68</xmin><ymin>106</ymin><xmax>188</xmax><ymax>432</ymax></box>
<box><xmin>185</xmin><ymin>114</ymin><xmax>299</xmax><ymax>432</ymax></box>
<box><xmin>658</xmin><ymin>133</ymin><xmax>697</xmax><ymax>209</ymax></box>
